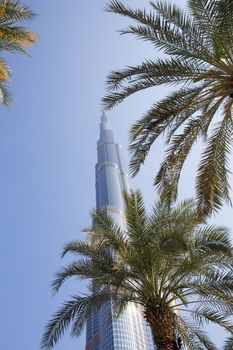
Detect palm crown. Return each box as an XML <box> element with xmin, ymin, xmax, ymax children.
<box><xmin>41</xmin><ymin>192</ymin><xmax>233</xmax><ymax>350</ymax></box>
<box><xmin>103</xmin><ymin>0</ymin><xmax>233</xmax><ymax>216</ymax></box>
<box><xmin>0</xmin><ymin>0</ymin><xmax>37</xmax><ymax>105</ymax></box>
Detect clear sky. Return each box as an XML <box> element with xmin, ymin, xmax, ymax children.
<box><xmin>0</xmin><ymin>1</ymin><xmax>232</xmax><ymax>350</ymax></box>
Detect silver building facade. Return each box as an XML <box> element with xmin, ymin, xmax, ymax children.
<box><xmin>85</xmin><ymin>113</ymin><xmax>155</xmax><ymax>350</ymax></box>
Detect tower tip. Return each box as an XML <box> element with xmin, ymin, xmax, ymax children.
<box><xmin>101</xmin><ymin>110</ymin><xmax>108</xmax><ymax>123</ymax></box>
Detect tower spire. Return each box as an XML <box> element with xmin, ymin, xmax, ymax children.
<box><xmin>99</xmin><ymin>110</ymin><xmax>111</xmax><ymax>138</ymax></box>
<box><xmin>101</xmin><ymin>109</ymin><xmax>108</xmax><ymax>123</ymax></box>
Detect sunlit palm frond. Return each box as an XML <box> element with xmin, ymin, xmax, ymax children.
<box><xmin>0</xmin><ymin>1</ymin><xmax>37</xmax><ymax>106</ymax></box>
<box><xmin>0</xmin><ymin>0</ymin><xmax>35</xmax><ymax>22</ymax></box>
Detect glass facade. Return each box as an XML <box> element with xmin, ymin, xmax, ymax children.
<box><xmin>85</xmin><ymin>112</ymin><xmax>155</xmax><ymax>350</ymax></box>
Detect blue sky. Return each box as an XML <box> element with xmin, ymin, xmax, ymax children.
<box><xmin>0</xmin><ymin>1</ymin><xmax>232</xmax><ymax>350</ymax></box>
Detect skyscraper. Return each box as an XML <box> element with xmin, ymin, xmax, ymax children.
<box><xmin>85</xmin><ymin>112</ymin><xmax>155</xmax><ymax>350</ymax></box>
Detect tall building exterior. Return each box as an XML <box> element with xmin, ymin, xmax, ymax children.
<box><xmin>85</xmin><ymin>112</ymin><xmax>155</xmax><ymax>350</ymax></box>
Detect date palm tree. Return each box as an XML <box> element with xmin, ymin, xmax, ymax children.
<box><xmin>0</xmin><ymin>0</ymin><xmax>37</xmax><ymax>105</ymax></box>
<box><xmin>41</xmin><ymin>192</ymin><xmax>233</xmax><ymax>350</ymax></box>
<box><xmin>103</xmin><ymin>0</ymin><xmax>233</xmax><ymax>216</ymax></box>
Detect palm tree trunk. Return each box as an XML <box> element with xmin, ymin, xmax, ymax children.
<box><xmin>145</xmin><ymin>307</ymin><xmax>178</xmax><ymax>350</ymax></box>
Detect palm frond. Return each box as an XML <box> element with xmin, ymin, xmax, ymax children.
<box><xmin>103</xmin><ymin>58</ymin><xmax>205</xmax><ymax>109</ymax></box>
<box><xmin>193</xmin><ymin>225</ymin><xmax>232</xmax><ymax>255</ymax></box>
<box><xmin>155</xmin><ymin>116</ymin><xmax>204</xmax><ymax>203</ymax></box>
<box><xmin>150</xmin><ymin>0</ymin><xmax>215</xmax><ymax>59</ymax></box>
<box><xmin>188</xmin><ymin>0</ymin><xmax>233</xmax><ymax>62</ymax></box>
<box><xmin>41</xmin><ymin>293</ymin><xmax>110</xmax><ymax>349</ymax></box>
<box><xmin>0</xmin><ymin>0</ymin><xmax>36</xmax><ymax>22</ymax></box>
<box><xmin>0</xmin><ymin>82</ymin><xmax>11</xmax><ymax>105</ymax></box>
<box><xmin>224</xmin><ymin>334</ymin><xmax>233</xmax><ymax>350</ymax></box>
<box><xmin>0</xmin><ymin>1</ymin><xmax>37</xmax><ymax>107</ymax></box>
<box><xmin>190</xmin><ymin>305</ymin><xmax>233</xmax><ymax>332</ymax></box>
<box><xmin>52</xmin><ymin>253</ymin><xmax>114</xmax><ymax>293</ymax></box>
<box><xmin>41</xmin><ymin>296</ymin><xmax>88</xmax><ymax>349</ymax></box>
<box><xmin>124</xmin><ymin>190</ymin><xmax>147</xmax><ymax>237</ymax></box>
<box><xmin>129</xmin><ymin>85</ymin><xmax>204</xmax><ymax>177</ymax></box>
<box><xmin>196</xmin><ymin>108</ymin><xmax>233</xmax><ymax>216</ymax></box>
<box><xmin>87</xmin><ymin>209</ymin><xmax>128</xmax><ymax>252</ymax></box>
<box><xmin>175</xmin><ymin>315</ymin><xmax>217</xmax><ymax>350</ymax></box>
<box><xmin>106</xmin><ymin>1</ymin><xmax>219</xmax><ymax>66</ymax></box>
<box><xmin>188</xmin><ymin>1</ymin><xmax>219</xmax><ymax>37</ymax></box>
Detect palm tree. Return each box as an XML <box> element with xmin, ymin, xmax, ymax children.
<box><xmin>0</xmin><ymin>0</ymin><xmax>37</xmax><ymax>105</ymax></box>
<box><xmin>41</xmin><ymin>191</ymin><xmax>233</xmax><ymax>350</ymax></box>
<box><xmin>103</xmin><ymin>0</ymin><xmax>233</xmax><ymax>216</ymax></box>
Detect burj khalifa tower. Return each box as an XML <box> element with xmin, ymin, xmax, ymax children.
<box><xmin>85</xmin><ymin>112</ymin><xmax>155</xmax><ymax>350</ymax></box>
